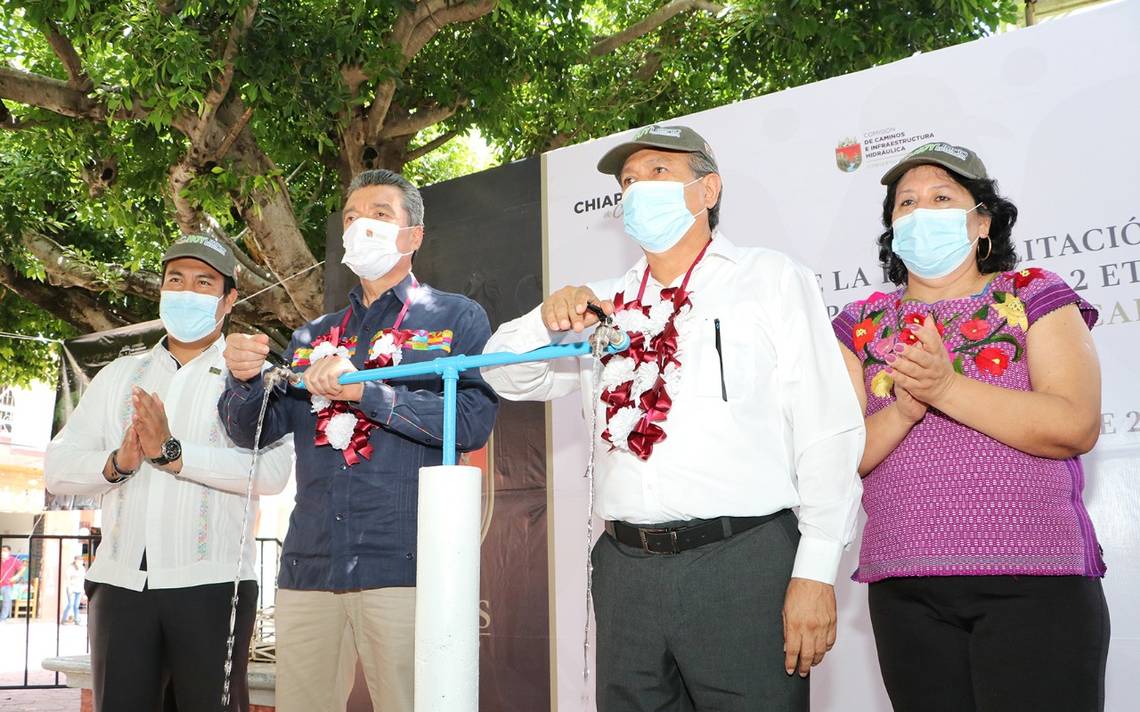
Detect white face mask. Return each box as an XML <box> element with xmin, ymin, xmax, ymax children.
<box><xmin>341</xmin><ymin>217</ymin><xmax>416</xmax><ymax>280</ymax></box>
<box><xmin>159</xmin><ymin>290</ymin><xmax>223</xmax><ymax>343</ymax></box>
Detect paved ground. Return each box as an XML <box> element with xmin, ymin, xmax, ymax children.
<box><xmin>0</xmin><ymin>617</ymin><xmax>88</xmax><ymax>711</ymax></box>
<box><xmin>0</xmin><ymin>688</ymin><xmax>81</xmax><ymax>712</ymax></box>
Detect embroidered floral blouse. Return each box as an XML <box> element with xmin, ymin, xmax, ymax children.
<box><xmin>832</xmin><ymin>267</ymin><xmax>1107</xmax><ymax>583</ymax></box>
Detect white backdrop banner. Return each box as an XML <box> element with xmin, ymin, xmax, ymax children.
<box><xmin>540</xmin><ymin>3</ymin><xmax>1140</xmax><ymax>710</ymax></box>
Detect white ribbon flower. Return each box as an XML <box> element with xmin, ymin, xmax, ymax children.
<box><xmin>309</xmin><ymin>394</ymin><xmax>332</xmax><ymax>413</ymax></box>
<box><xmin>613</xmin><ymin>308</ymin><xmax>650</xmax><ymax>336</ymax></box>
<box><xmin>325</xmin><ymin>412</ymin><xmax>358</xmax><ymax>450</ymax></box>
<box><xmin>631</xmin><ymin>361</ymin><xmax>660</xmax><ymax>400</ymax></box>
<box><xmin>672</xmin><ymin>303</ymin><xmax>693</xmax><ymax>328</ymax></box>
<box><xmin>369</xmin><ymin>333</ymin><xmax>396</xmax><ymax>360</ymax></box>
<box><xmin>310</xmin><ymin>342</ymin><xmax>350</xmax><ymax>363</ymax></box>
<box><xmin>601</xmin><ymin>355</ymin><xmax>635</xmax><ymax>389</ymax></box>
<box><xmin>607</xmin><ymin>405</ymin><xmax>642</xmax><ymax>450</ymax></box>
<box><xmin>646</xmin><ymin>300</ymin><xmax>674</xmax><ymax>335</ymax></box>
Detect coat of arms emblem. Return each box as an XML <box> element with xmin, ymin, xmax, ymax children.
<box><xmin>836</xmin><ymin>138</ymin><xmax>862</xmax><ymax>173</ymax></box>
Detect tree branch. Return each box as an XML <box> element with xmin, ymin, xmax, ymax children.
<box><xmin>202</xmin><ymin>217</ymin><xmax>274</xmax><ymax>285</ymax></box>
<box><xmin>190</xmin><ymin>0</ymin><xmax>259</xmax><ymax>147</ymax></box>
<box><xmin>0</xmin><ymin>266</ymin><xmax>135</xmax><ymax>333</ymax></box>
<box><xmin>365</xmin><ymin>0</ymin><xmax>497</xmax><ymax>139</ymax></box>
<box><xmin>590</xmin><ymin>0</ymin><xmax>723</xmax><ymax>57</ymax></box>
<box><xmin>400</xmin><ymin>0</ymin><xmax>500</xmax><ymax>62</ymax></box>
<box><xmin>0</xmin><ymin>99</ymin><xmax>44</xmax><ymax>130</ymax></box>
<box><xmin>215</xmin><ymin>105</ymin><xmax>254</xmax><ymax>160</ymax></box>
<box><xmin>379</xmin><ymin>99</ymin><xmax>465</xmax><ymax>139</ymax></box>
<box><xmin>42</xmin><ymin>20</ymin><xmax>92</xmax><ymax>91</ymax></box>
<box><xmin>340</xmin><ymin>65</ymin><xmax>368</xmax><ymax>96</ymax></box>
<box><xmin>0</xmin><ymin>66</ymin><xmax>144</xmax><ymax>121</ymax></box>
<box><xmin>168</xmin><ymin>162</ymin><xmax>205</xmax><ymax>234</ymax></box>
<box><xmin>405</xmin><ymin>128</ymin><xmax>459</xmax><ymax>162</ymax></box>
<box><xmin>20</xmin><ymin>231</ymin><xmax>278</xmax><ymax>329</ymax></box>
<box><xmin>23</xmin><ymin>232</ymin><xmax>161</xmax><ymax>297</ymax></box>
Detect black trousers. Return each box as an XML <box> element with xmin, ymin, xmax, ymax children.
<box><xmin>86</xmin><ymin>579</ymin><xmax>258</xmax><ymax>712</ymax></box>
<box><xmin>869</xmin><ymin>575</ymin><xmax>1110</xmax><ymax>712</ymax></box>
<box><xmin>591</xmin><ymin>510</ymin><xmax>808</xmax><ymax>712</ymax></box>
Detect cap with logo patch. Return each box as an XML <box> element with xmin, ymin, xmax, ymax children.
<box><xmin>161</xmin><ymin>234</ymin><xmax>237</xmax><ymax>278</ymax></box>
<box><xmin>596</xmin><ymin>124</ymin><xmax>718</xmax><ymax>176</ymax></box>
<box><xmin>880</xmin><ymin>141</ymin><xmax>989</xmax><ymax>186</ymax></box>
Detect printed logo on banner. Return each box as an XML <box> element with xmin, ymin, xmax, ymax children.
<box><xmin>835</xmin><ymin>138</ymin><xmax>863</xmax><ymax>172</ymax></box>
<box><xmin>835</xmin><ymin>128</ymin><xmax>939</xmax><ymax>175</ymax></box>
<box><xmin>572</xmin><ymin>191</ymin><xmax>622</xmax><ymax>215</ymax></box>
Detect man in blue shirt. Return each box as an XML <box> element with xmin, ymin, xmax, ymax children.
<box><xmin>219</xmin><ymin>169</ymin><xmax>498</xmax><ymax>712</ymax></box>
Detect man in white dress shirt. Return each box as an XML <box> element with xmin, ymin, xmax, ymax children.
<box><xmin>482</xmin><ymin>125</ymin><xmax>865</xmax><ymax>712</ymax></box>
<box><xmin>45</xmin><ymin>235</ymin><xmax>293</xmax><ymax>712</ymax></box>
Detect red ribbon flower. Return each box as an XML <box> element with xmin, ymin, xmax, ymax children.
<box><xmin>959</xmin><ymin>318</ymin><xmax>989</xmax><ymax>341</ymax></box>
<box><xmin>974</xmin><ymin>346</ymin><xmax>1010</xmax><ymax>377</ymax></box>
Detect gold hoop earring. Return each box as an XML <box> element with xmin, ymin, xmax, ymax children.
<box><xmin>978</xmin><ymin>235</ymin><xmax>992</xmax><ymax>260</ymax></box>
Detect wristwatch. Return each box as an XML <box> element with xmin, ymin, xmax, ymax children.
<box><xmin>150</xmin><ymin>436</ymin><xmax>182</xmax><ymax>466</ymax></box>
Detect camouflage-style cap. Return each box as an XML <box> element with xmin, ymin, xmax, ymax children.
<box><xmin>161</xmin><ymin>233</ymin><xmax>237</xmax><ymax>278</ymax></box>
<box><xmin>880</xmin><ymin>141</ymin><xmax>989</xmax><ymax>186</ymax></box>
<box><xmin>596</xmin><ymin>124</ymin><xmax>718</xmax><ymax>176</ymax></box>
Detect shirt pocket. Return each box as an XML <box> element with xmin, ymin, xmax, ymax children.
<box><xmin>690</xmin><ymin>312</ymin><xmax>761</xmax><ymax>401</ymax></box>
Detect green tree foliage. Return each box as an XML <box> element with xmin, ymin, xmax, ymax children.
<box><xmin>0</xmin><ymin>0</ymin><xmax>1016</xmax><ymax>383</ymax></box>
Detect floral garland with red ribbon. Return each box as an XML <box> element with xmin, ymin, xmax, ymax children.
<box><xmin>597</xmin><ymin>240</ymin><xmax>711</xmax><ymax>460</ymax></box>
<box><xmin>308</xmin><ymin>278</ymin><xmax>419</xmax><ymax>465</ymax></box>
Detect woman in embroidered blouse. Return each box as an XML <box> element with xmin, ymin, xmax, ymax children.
<box><xmin>832</xmin><ymin>142</ymin><xmax>1109</xmax><ymax>712</ymax></box>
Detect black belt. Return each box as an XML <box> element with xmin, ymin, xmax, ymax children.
<box><xmin>605</xmin><ymin>510</ymin><xmax>789</xmax><ymax>555</ymax></box>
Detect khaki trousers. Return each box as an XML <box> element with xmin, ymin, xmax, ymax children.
<box><xmin>275</xmin><ymin>587</ymin><xmax>415</xmax><ymax>712</ymax></box>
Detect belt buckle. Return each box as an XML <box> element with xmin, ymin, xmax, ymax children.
<box><xmin>638</xmin><ymin>527</ymin><xmax>679</xmax><ymax>555</ymax></box>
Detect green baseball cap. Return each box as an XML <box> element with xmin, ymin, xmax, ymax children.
<box><xmin>880</xmin><ymin>141</ymin><xmax>989</xmax><ymax>186</ymax></box>
<box><xmin>596</xmin><ymin>124</ymin><xmax>718</xmax><ymax>176</ymax></box>
<box><xmin>161</xmin><ymin>233</ymin><xmax>237</xmax><ymax>278</ymax></box>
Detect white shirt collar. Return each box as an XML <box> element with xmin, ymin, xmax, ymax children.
<box><xmin>153</xmin><ymin>333</ymin><xmax>226</xmax><ymax>366</ymax></box>
<box><xmin>622</xmin><ymin>230</ymin><xmax>741</xmax><ymax>290</ymax></box>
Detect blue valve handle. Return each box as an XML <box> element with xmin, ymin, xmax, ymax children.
<box><xmin>294</xmin><ymin>334</ymin><xmax>629</xmax><ymax>464</ymax></box>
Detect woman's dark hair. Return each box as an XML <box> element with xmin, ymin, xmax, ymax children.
<box><xmin>877</xmin><ymin>171</ymin><xmax>1019</xmax><ymax>286</ymax></box>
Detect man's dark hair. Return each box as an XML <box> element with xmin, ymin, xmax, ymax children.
<box><xmin>160</xmin><ymin>262</ymin><xmax>237</xmax><ymax>296</ymax></box>
<box><xmin>346</xmin><ymin>169</ymin><xmax>424</xmax><ymax>227</ymax></box>
<box><xmin>687</xmin><ymin>153</ymin><xmax>721</xmax><ymax>231</ymax></box>
<box><xmin>877</xmin><ymin>173</ymin><xmax>1019</xmax><ymax>286</ymax></box>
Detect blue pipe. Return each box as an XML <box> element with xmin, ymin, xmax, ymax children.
<box><xmin>295</xmin><ymin>334</ymin><xmax>629</xmax><ymax>463</ymax></box>
<box><xmin>442</xmin><ymin>366</ymin><xmax>458</xmax><ymax>466</ymax></box>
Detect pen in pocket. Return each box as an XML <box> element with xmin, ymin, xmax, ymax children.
<box><xmin>714</xmin><ymin>318</ymin><xmax>727</xmax><ymax>401</ymax></box>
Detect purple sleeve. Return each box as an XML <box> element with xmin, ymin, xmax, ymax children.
<box><xmin>1024</xmin><ymin>270</ymin><xmax>1098</xmax><ymax>330</ymax></box>
<box><xmin>831</xmin><ymin>303</ymin><xmax>861</xmax><ymax>352</ymax></box>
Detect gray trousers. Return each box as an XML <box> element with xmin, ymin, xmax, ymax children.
<box><xmin>591</xmin><ymin>510</ymin><xmax>808</xmax><ymax>712</ymax></box>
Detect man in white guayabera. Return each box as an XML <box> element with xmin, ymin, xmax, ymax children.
<box><xmin>45</xmin><ymin>235</ymin><xmax>294</xmax><ymax>712</ymax></box>
<box><xmin>482</xmin><ymin>124</ymin><xmax>866</xmax><ymax>712</ymax></box>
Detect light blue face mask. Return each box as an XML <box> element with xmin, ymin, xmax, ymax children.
<box><xmin>160</xmin><ymin>290</ymin><xmax>222</xmax><ymax>343</ymax></box>
<box><xmin>621</xmin><ymin>178</ymin><xmax>706</xmax><ymax>253</ymax></box>
<box><xmin>891</xmin><ymin>203</ymin><xmax>983</xmax><ymax>279</ymax></box>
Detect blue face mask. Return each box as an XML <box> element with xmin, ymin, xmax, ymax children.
<box><xmin>891</xmin><ymin>204</ymin><xmax>982</xmax><ymax>279</ymax></box>
<box><xmin>621</xmin><ymin>179</ymin><xmax>706</xmax><ymax>253</ymax></box>
<box><xmin>160</xmin><ymin>290</ymin><xmax>222</xmax><ymax>343</ymax></box>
